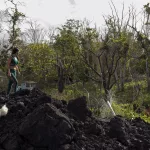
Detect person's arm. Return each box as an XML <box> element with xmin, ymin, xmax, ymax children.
<box><xmin>7</xmin><ymin>58</ymin><xmax>11</xmax><ymax>76</ymax></box>
<box><xmin>16</xmin><ymin>65</ymin><xmax>20</xmax><ymax>74</ymax></box>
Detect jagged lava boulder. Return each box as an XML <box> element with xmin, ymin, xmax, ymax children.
<box><xmin>0</xmin><ymin>88</ymin><xmax>149</xmax><ymax>150</ymax></box>
<box><xmin>19</xmin><ymin>103</ymin><xmax>74</xmax><ymax>149</ymax></box>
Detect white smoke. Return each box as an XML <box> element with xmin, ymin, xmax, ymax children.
<box><xmin>68</xmin><ymin>0</ymin><xmax>76</xmax><ymax>5</ymax></box>
<box><xmin>0</xmin><ymin>104</ymin><xmax>8</xmax><ymax>117</ymax></box>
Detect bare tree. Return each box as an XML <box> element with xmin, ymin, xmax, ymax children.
<box><xmin>81</xmin><ymin>33</ymin><xmax>123</xmax><ymax>95</ymax></box>
<box><xmin>128</xmin><ymin>3</ymin><xmax>150</xmax><ymax>92</ymax></box>
<box><xmin>24</xmin><ymin>20</ymin><xmax>46</xmax><ymax>44</ymax></box>
<box><xmin>102</xmin><ymin>1</ymin><xmax>134</xmax><ymax>92</ymax></box>
<box><xmin>4</xmin><ymin>0</ymin><xmax>25</xmax><ymax>48</ymax></box>
<box><xmin>46</xmin><ymin>25</ymin><xmax>57</xmax><ymax>45</ymax></box>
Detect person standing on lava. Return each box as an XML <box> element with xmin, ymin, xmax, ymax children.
<box><xmin>6</xmin><ymin>47</ymin><xmax>20</xmax><ymax>96</ymax></box>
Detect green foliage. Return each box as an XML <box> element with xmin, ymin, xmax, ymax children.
<box><xmin>144</xmin><ymin>3</ymin><xmax>150</xmax><ymax>15</ymax></box>
<box><xmin>132</xmin><ymin>57</ymin><xmax>146</xmax><ymax>74</ymax></box>
<box><xmin>80</xmin><ymin>26</ymin><xmax>100</xmax><ymax>53</ymax></box>
<box><xmin>54</xmin><ymin>19</ymin><xmax>89</xmax><ymax>84</ymax></box>
<box><xmin>43</xmin><ymin>83</ymin><xmax>86</xmax><ymax>101</ymax></box>
<box><xmin>112</xmin><ymin>101</ymin><xmax>150</xmax><ymax>123</ymax></box>
<box><xmin>114</xmin><ymin>80</ymin><xmax>146</xmax><ymax>103</ymax></box>
<box><xmin>113</xmin><ymin>79</ymin><xmax>150</xmax><ymax>123</ymax></box>
<box><xmin>21</xmin><ymin>43</ymin><xmax>56</xmax><ymax>83</ymax></box>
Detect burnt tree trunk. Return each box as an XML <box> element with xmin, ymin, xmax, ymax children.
<box><xmin>115</xmin><ymin>66</ymin><xmax>120</xmax><ymax>92</ymax></box>
<box><xmin>57</xmin><ymin>59</ymin><xmax>64</xmax><ymax>93</ymax></box>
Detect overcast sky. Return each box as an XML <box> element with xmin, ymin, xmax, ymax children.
<box><xmin>0</xmin><ymin>0</ymin><xmax>149</xmax><ymax>28</ymax></box>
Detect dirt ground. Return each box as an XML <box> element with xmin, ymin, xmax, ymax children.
<box><xmin>0</xmin><ymin>88</ymin><xmax>150</xmax><ymax>150</ymax></box>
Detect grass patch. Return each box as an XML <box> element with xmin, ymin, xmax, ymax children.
<box><xmin>42</xmin><ymin>80</ymin><xmax>150</xmax><ymax>122</ymax></box>
<box><xmin>112</xmin><ymin>101</ymin><xmax>150</xmax><ymax>123</ymax></box>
